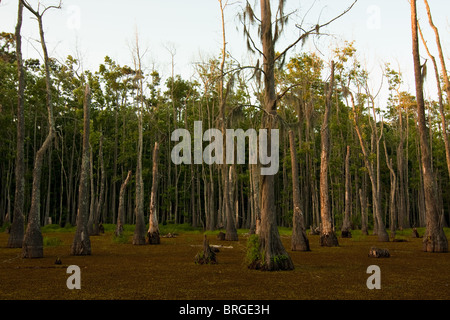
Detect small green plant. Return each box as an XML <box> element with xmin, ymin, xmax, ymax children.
<box><xmin>272</xmin><ymin>254</ymin><xmax>289</xmax><ymax>265</ymax></box>
<box><xmin>43</xmin><ymin>237</ymin><xmax>63</xmax><ymax>247</ymax></box>
<box><xmin>245</xmin><ymin>234</ymin><xmax>263</xmax><ymax>269</ymax></box>
<box><xmin>112</xmin><ymin>233</ymin><xmax>130</xmax><ymax>244</ymax></box>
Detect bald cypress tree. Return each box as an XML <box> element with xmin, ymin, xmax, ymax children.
<box><xmin>410</xmin><ymin>0</ymin><xmax>447</xmax><ymax>252</ymax></box>
<box><xmin>8</xmin><ymin>0</ymin><xmax>25</xmax><ymax>249</ymax></box>
<box><xmin>21</xmin><ymin>1</ymin><xmax>60</xmax><ymax>258</ymax></box>
<box><xmin>71</xmin><ymin>84</ymin><xmax>92</xmax><ymax>256</ymax></box>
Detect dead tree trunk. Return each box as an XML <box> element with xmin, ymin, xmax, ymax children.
<box><xmin>22</xmin><ymin>2</ymin><xmax>59</xmax><ymax>258</ymax></box>
<box><xmin>342</xmin><ymin>145</ymin><xmax>352</xmax><ymax>237</ymax></box>
<box><xmin>384</xmin><ymin>140</ymin><xmax>397</xmax><ymax>237</ymax></box>
<box><xmin>218</xmin><ymin>0</ymin><xmax>238</xmax><ymax>241</ymax></box>
<box><xmin>90</xmin><ymin>133</ymin><xmax>105</xmax><ymax>236</ymax></box>
<box><xmin>8</xmin><ymin>0</ymin><xmax>25</xmax><ymax>248</ymax></box>
<box><xmin>147</xmin><ymin>142</ymin><xmax>160</xmax><ymax>245</ymax></box>
<box><xmin>319</xmin><ymin>61</ymin><xmax>339</xmax><ymax>247</ymax></box>
<box><xmin>71</xmin><ymin>84</ymin><xmax>92</xmax><ymax>256</ymax></box>
<box><xmin>410</xmin><ymin>0</ymin><xmax>448</xmax><ymax>252</ymax></box>
<box><xmin>132</xmin><ymin>34</ymin><xmax>146</xmax><ymax>245</ymax></box>
<box><xmin>350</xmin><ymin>93</ymin><xmax>389</xmax><ymax>242</ymax></box>
<box><xmin>289</xmin><ymin>130</ymin><xmax>310</xmax><ymax>251</ymax></box>
<box><xmin>115</xmin><ymin>170</ymin><xmax>131</xmax><ymax>237</ymax></box>
<box><xmin>418</xmin><ymin>21</ymin><xmax>450</xmax><ymax>183</ymax></box>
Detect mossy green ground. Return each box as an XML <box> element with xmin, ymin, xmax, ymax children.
<box><xmin>0</xmin><ymin>225</ymin><xmax>449</xmax><ymax>300</ymax></box>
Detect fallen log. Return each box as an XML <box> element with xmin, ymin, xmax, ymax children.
<box><xmin>368</xmin><ymin>247</ymin><xmax>390</xmax><ymax>258</ymax></box>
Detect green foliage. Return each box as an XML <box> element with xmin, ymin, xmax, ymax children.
<box><xmin>43</xmin><ymin>237</ymin><xmax>63</xmax><ymax>247</ymax></box>
<box><xmin>41</xmin><ymin>224</ymin><xmax>75</xmax><ymax>233</ymax></box>
<box><xmin>245</xmin><ymin>234</ymin><xmax>263</xmax><ymax>268</ymax></box>
<box><xmin>272</xmin><ymin>254</ymin><xmax>289</xmax><ymax>265</ymax></box>
<box><xmin>112</xmin><ymin>233</ymin><xmax>130</xmax><ymax>244</ymax></box>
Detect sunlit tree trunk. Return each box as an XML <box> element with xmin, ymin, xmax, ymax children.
<box><xmin>22</xmin><ymin>3</ymin><xmax>58</xmax><ymax>258</ymax></box>
<box><xmin>147</xmin><ymin>142</ymin><xmax>160</xmax><ymax>244</ymax></box>
<box><xmin>115</xmin><ymin>170</ymin><xmax>131</xmax><ymax>237</ymax></box>
<box><xmin>320</xmin><ymin>61</ymin><xmax>339</xmax><ymax>246</ymax></box>
<box><xmin>410</xmin><ymin>0</ymin><xmax>448</xmax><ymax>252</ymax></box>
<box><xmin>71</xmin><ymin>84</ymin><xmax>92</xmax><ymax>256</ymax></box>
<box><xmin>341</xmin><ymin>145</ymin><xmax>352</xmax><ymax>237</ymax></box>
<box><xmin>132</xmin><ymin>34</ymin><xmax>146</xmax><ymax>245</ymax></box>
<box><xmin>289</xmin><ymin>130</ymin><xmax>310</xmax><ymax>251</ymax></box>
<box><xmin>254</xmin><ymin>0</ymin><xmax>294</xmax><ymax>271</ymax></box>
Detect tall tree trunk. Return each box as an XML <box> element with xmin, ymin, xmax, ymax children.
<box><xmin>250</xmin><ymin>164</ymin><xmax>261</xmax><ymax>235</ymax></box>
<box><xmin>359</xmin><ymin>188</ymin><xmax>369</xmax><ymax>236</ymax></box>
<box><xmin>66</xmin><ymin>125</ymin><xmax>76</xmax><ymax>227</ymax></box>
<box><xmin>22</xmin><ymin>5</ymin><xmax>57</xmax><ymax>258</ymax></box>
<box><xmin>8</xmin><ymin>0</ymin><xmax>25</xmax><ymax>248</ymax></box>
<box><xmin>396</xmin><ymin>106</ymin><xmax>408</xmax><ymax>229</ymax></box>
<box><xmin>252</xmin><ymin>0</ymin><xmax>294</xmax><ymax>271</ymax></box>
<box><xmin>218</xmin><ymin>0</ymin><xmax>238</xmax><ymax>241</ymax></box>
<box><xmin>71</xmin><ymin>84</ymin><xmax>92</xmax><ymax>256</ymax></box>
<box><xmin>410</xmin><ymin>0</ymin><xmax>448</xmax><ymax>252</ymax></box>
<box><xmin>111</xmin><ymin>106</ymin><xmax>119</xmax><ymax>225</ymax></box>
<box><xmin>87</xmin><ymin>144</ymin><xmax>95</xmax><ymax>234</ymax></box>
<box><xmin>289</xmin><ymin>130</ymin><xmax>310</xmax><ymax>251</ymax></box>
<box><xmin>320</xmin><ymin>61</ymin><xmax>339</xmax><ymax>247</ymax></box>
<box><xmin>147</xmin><ymin>142</ymin><xmax>160</xmax><ymax>244</ymax></box>
<box><xmin>350</xmin><ymin>93</ymin><xmax>389</xmax><ymax>242</ymax></box>
<box><xmin>384</xmin><ymin>140</ymin><xmax>397</xmax><ymax>236</ymax></box>
<box><xmin>342</xmin><ymin>145</ymin><xmax>352</xmax><ymax>237</ymax></box>
<box><xmin>418</xmin><ymin>21</ymin><xmax>450</xmax><ymax>183</ymax></box>
<box><xmin>132</xmin><ymin>35</ymin><xmax>146</xmax><ymax>245</ymax></box>
<box><xmin>91</xmin><ymin>133</ymin><xmax>105</xmax><ymax>235</ymax></box>
<box><xmin>44</xmin><ymin>144</ymin><xmax>52</xmax><ymax>225</ymax></box>
<box><xmin>115</xmin><ymin>170</ymin><xmax>131</xmax><ymax>237</ymax></box>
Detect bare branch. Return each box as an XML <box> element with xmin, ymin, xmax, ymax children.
<box><xmin>275</xmin><ymin>0</ymin><xmax>357</xmax><ymax>62</ymax></box>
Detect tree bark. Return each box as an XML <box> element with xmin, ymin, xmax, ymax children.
<box><xmin>115</xmin><ymin>170</ymin><xmax>131</xmax><ymax>237</ymax></box>
<box><xmin>91</xmin><ymin>133</ymin><xmax>105</xmax><ymax>235</ymax></box>
<box><xmin>252</xmin><ymin>0</ymin><xmax>294</xmax><ymax>271</ymax></box>
<box><xmin>8</xmin><ymin>0</ymin><xmax>25</xmax><ymax>248</ymax></box>
<box><xmin>147</xmin><ymin>142</ymin><xmax>160</xmax><ymax>244</ymax></box>
<box><xmin>341</xmin><ymin>145</ymin><xmax>352</xmax><ymax>237</ymax></box>
<box><xmin>320</xmin><ymin>61</ymin><xmax>339</xmax><ymax>247</ymax></box>
<box><xmin>350</xmin><ymin>93</ymin><xmax>389</xmax><ymax>242</ymax></box>
<box><xmin>71</xmin><ymin>84</ymin><xmax>92</xmax><ymax>256</ymax></box>
<box><xmin>418</xmin><ymin>20</ymin><xmax>450</xmax><ymax>183</ymax></box>
<box><xmin>359</xmin><ymin>188</ymin><xmax>369</xmax><ymax>235</ymax></box>
<box><xmin>410</xmin><ymin>0</ymin><xmax>448</xmax><ymax>252</ymax></box>
<box><xmin>132</xmin><ymin>35</ymin><xmax>146</xmax><ymax>245</ymax></box>
<box><xmin>384</xmin><ymin>140</ymin><xmax>397</xmax><ymax>237</ymax></box>
<box><xmin>289</xmin><ymin>130</ymin><xmax>310</xmax><ymax>251</ymax></box>
<box><xmin>22</xmin><ymin>4</ymin><xmax>58</xmax><ymax>258</ymax></box>
<box><xmin>218</xmin><ymin>0</ymin><xmax>238</xmax><ymax>241</ymax></box>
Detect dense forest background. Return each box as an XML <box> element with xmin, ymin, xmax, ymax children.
<box><xmin>1</xmin><ymin>1</ymin><xmax>449</xmax><ymax>240</ymax></box>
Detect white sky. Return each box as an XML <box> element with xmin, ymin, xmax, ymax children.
<box><xmin>1</xmin><ymin>0</ymin><xmax>449</xmax><ymax>107</ymax></box>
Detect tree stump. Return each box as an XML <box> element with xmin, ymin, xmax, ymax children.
<box><xmin>341</xmin><ymin>230</ymin><xmax>352</xmax><ymax>238</ymax></box>
<box><xmin>217</xmin><ymin>232</ymin><xmax>225</xmax><ymax>241</ymax></box>
<box><xmin>147</xmin><ymin>231</ymin><xmax>160</xmax><ymax>245</ymax></box>
<box><xmin>412</xmin><ymin>228</ymin><xmax>421</xmax><ymax>238</ymax></box>
<box><xmin>368</xmin><ymin>247</ymin><xmax>390</xmax><ymax>258</ymax></box>
<box><xmin>194</xmin><ymin>235</ymin><xmax>217</xmax><ymax>265</ymax></box>
<box><xmin>320</xmin><ymin>232</ymin><xmax>339</xmax><ymax>247</ymax></box>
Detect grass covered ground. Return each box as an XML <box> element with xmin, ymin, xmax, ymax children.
<box><xmin>0</xmin><ymin>224</ymin><xmax>449</xmax><ymax>300</ymax></box>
